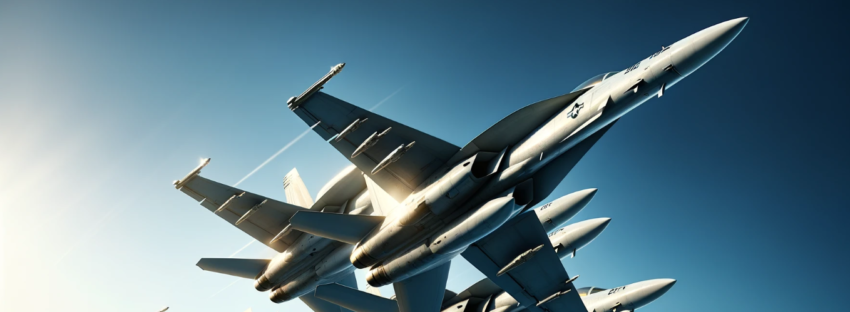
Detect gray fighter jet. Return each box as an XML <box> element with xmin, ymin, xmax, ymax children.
<box><xmin>260</xmin><ymin>17</ymin><xmax>744</xmax><ymax>311</ymax></box>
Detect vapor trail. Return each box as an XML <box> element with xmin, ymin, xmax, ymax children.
<box><xmin>228</xmin><ymin>240</ymin><xmax>255</xmax><ymax>258</ymax></box>
<box><xmin>233</xmin><ymin>121</ymin><xmax>320</xmax><ymax>187</ymax></box>
<box><xmin>209</xmin><ymin>278</ymin><xmax>242</xmax><ymax>299</ymax></box>
<box><xmin>368</xmin><ymin>85</ymin><xmax>406</xmax><ymax>112</ymax></box>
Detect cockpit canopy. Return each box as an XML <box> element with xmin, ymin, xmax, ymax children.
<box><xmin>577</xmin><ymin>286</ymin><xmax>608</xmax><ymax>297</ymax></box>
<box><xmin>571</xmin><ymin>71</ymin><xmax>620</xmax><ymax>92</ymax></box>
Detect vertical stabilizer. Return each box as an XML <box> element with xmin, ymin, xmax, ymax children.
<box><xmin>364</xmin><ymin>175</ymin><xmax>399</xmax><ymax>216</ymax></box>
<box><xmin>284</xmin><ymin>168</ymin><xmax>315</xmax><ymax>208</ymax></box>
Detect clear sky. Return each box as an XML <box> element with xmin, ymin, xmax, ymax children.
<box><xmin>2</xmin><ymin>0</ymin><xmax>848</xmax><ymax>311</ymax></box>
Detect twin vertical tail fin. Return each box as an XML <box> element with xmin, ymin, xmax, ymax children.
<box><xmin>284</xmin><ymin>168</ymin><xmax>315</xmax><ymax>208</ymax></box>
<box><xmin>365</xmin><ymin>175</ymin><xmax>399</xmax><ymax>216</ymax></box>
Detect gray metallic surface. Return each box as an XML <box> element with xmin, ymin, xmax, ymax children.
<box><xmin>533</xmin><ymin>189</ymin><xmax>597</xmax><ymax>233</ymax></box>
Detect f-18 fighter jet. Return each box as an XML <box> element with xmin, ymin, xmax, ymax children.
<box><xmin>280</xmin><ymin>17</ymin><xmax>744</xmax><ymax>312</ymax></box>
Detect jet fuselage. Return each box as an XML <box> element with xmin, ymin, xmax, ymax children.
<box><xmin>354</xmin><ymin>18</ymin><xmax>748</xmax><ymax>287</ymax></box>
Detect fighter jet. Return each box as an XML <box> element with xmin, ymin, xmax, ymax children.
<box><xmin>173</xmin><ymin>162</ymin><xmax>388</xmax><ymax>310</ymax></box>
<box><xmin>280</xmin><ymin>17</ymin><xmax>747</xmax><ymax>312</ymax></box>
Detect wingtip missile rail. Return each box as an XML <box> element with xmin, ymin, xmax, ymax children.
<box><xmin>288</xmin><ymin>63</ymin><xmax>345</xmax><ymax>111</ymax></box>
<box><xmin>173</xmin><ymin>158</ymin><xmax>211</xmax><ymax>189</ymax></box>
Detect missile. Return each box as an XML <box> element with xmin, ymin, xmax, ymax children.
<box><xmin>288</xmin><ymin>63</ymin><xmax>345</xmax><ymax>110</ymax></box>
<box><xmin>173</xmin><ymin>158</ymin><xmax>210</xmax><ymax>189</ymax></box>
<box><xmin>269</xmin><ymin>224</ymin><xmax>293</xmax><ymax>244</ymax></box>
<box><xmin>533</xmin><ymin>188</ymin><xmax>598</xmax><ymax>233</ymax></box>
<box><xmin>351</xmin><ymin>127</ymin><xmax>391</xmax><ymax>158</ymax></box>
<box><xmin>497</xmin><ymin>244</ymin><xmax>544</xmax><ymax>277</ymax></box>
<box><xmin>371</xmin><ymin>141</ymin><xmax>415</xmax><ymax>174</ymax></box>
<box><xmin>536</xmin><ymin>289</ymin><xmax>572</xmax><ymax>307</ymax></box>
<box><xmin>549</xmin><ymin>218</ymin><xmax>611</xmax><ymax>259</ymax></box>
<box><xmin>236</xmin><ymin>199</ymin><xmax>267</xmax><ymax>225</ymax></box>
<box><xmin>214</xmin><ymin>191</ymin><xmax>246</xmax><ymax>214</ymax></box>
<box><xmin>335</xmin><ymin>118</ymin><xmax>368</xmax><ymax>142</ymax></box>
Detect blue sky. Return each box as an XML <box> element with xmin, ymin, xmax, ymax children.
<box><xmin>2</xmin><ymin>0</ymin><xmax>848</xmax><ymax>311</ymax></box>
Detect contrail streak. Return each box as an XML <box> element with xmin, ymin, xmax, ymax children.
<box><xmin>368</xmin><ymin>85</ymin><xmax>406</xmax><ymax>112</ymax></box>
<box><xmin>228</xmin><ymin>240</ymin><xmax>255</xmax><ymax>258</ymax></box>
<box><xmin>233</xmin><ymin>121</ymin><xmax>320</xmax><ymax>187</ymax></box>
<box><xmin>209</xmin><ymin>278</ymin><xmax>241</xmax><ymax>299</ymax></box>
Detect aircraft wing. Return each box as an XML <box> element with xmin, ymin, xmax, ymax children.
<box><xmin>178</xmin><ymin>175</ymin><xmax>306</xmax><ymax>252</ymax></box>
<box><xmin>461</xmin><ymin>211</ymin><xmax>585</xmax><ymax>312</ymax></box>
<box><xmin>291</xmin><ymin>91</ymin><xmax>459</xmax><ymax>202</ymax></box>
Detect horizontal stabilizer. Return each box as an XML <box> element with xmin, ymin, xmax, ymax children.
<box><xmin>196</xmin><ymin>258</ymin><xmax>269</xmax><ymax>279</ymax></box>
<box><xmin>289</xmin><ymin>211</ymin><xmax>384</xmax><ymax>244</ymax></box>
<box><xmin>315</xmin><ymin>283</ymin><xmax>399</xmax><ymax>312</ymax></box>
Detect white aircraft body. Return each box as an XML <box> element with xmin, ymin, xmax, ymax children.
<box><xmin>280</xmin><ymin>17</ymin><xmax>745</xmax><ymax>312</ymax></box>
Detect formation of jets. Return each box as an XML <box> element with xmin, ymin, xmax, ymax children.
<box><xmin>173</xmin><ymin>17</ymin><xmax>748</xmax><ymax>312</ymax></box>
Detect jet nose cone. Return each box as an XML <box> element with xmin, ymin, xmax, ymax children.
<box><xmin>627</xmin><ymin>278</ymin><xmax>677</xmax><ymax>309</ymax></box>
<box><xmin>655</xmin><ymin>278</ymin><xmax>677</xmax><ymax>293</ymax></box>
<box><xmin>672</xmin><ymin>17</ymin><xmax>748</xmax><ymax>76</ymax></box>
<box><xmin>585</xmin><ymin>217</ymin><xmax>611</xmax><ymax>230</ymax></box>
<box><xmin>696</xmin><ymin>17</ymin><xmax>748</xmax><ymax>53</ymax></box>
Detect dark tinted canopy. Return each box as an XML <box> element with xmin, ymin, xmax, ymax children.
<box><xmin>577</xmin><ymin>286</ymin><xmax>608</xmax><ymax>297</ymax></box>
